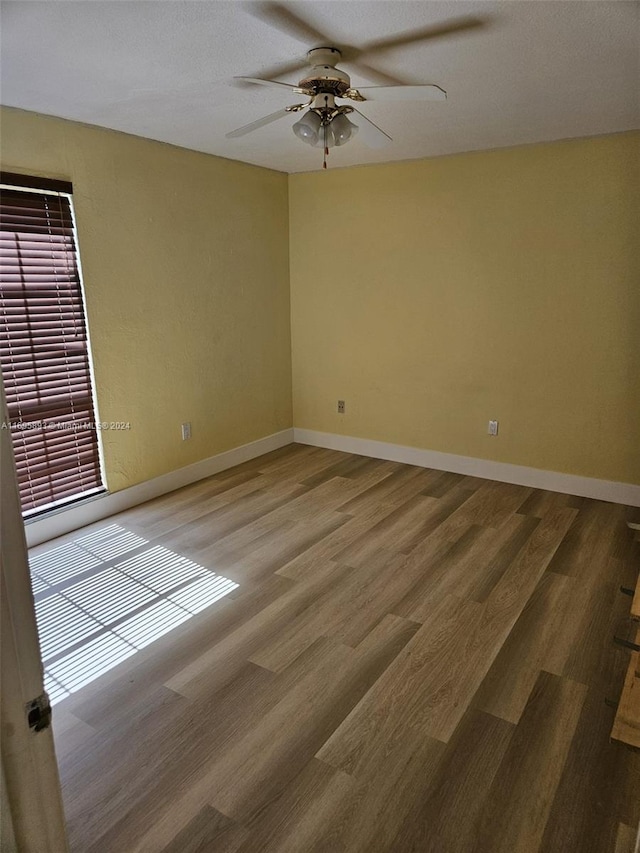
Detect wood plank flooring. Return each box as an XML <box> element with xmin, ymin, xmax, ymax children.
<box><xmin>30</xmin><ymin>444</ymin><xmax>640</xmax><ymax>852</ymax></box>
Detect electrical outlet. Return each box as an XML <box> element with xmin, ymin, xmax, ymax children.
<box><xmin>337</xmin><ymin>400</ymin><xmax>345</xmax><ymax>414</ymax></box>
<box><xmin>488</xmin><ymin>420</ymin><xmax>499</xmax><ymax>436</ymax></box>
<box><xmin>181</xmin><ymin>422</ymin><xmax>191</xmax><ymax>441</ymax></box>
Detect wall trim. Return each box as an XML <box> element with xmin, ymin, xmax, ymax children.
<box><xmin>25</xmin><ymin>429</ymin><xmax>295</xmax><ymax>547</ymax></box>
<box><xmin>294</xmin><ymin>428</ymin><xmax>640</xmax><ymax>507</ymax></box>
<box><xmin>25</xmin><ymin>425</ymin><xmax>639</xmax><ymax>547</ymax></box>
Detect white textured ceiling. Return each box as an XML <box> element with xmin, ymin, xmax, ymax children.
<box><xmin>1</xmin><ymin>1</ymin><xmax>638</xmax><ymax>173</ymax></box>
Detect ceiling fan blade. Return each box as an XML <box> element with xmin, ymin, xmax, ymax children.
<box><xmin>246</xmin><ymin>2</ymin><xmax>331</xmax><ymax>46</ymax></box>
<box><xmin>347</xmin><ymin>60</ymin><xmax>409</xmax><ymax>87</ymax></box>
<box><xmin>363</xmin><ymin>16</ymin><xmax>486</xmax><ymax>55</ymax></box>
<box><xmin>234</xmin><ymin>77</ymin><xmax>312</xmax><ymax>95</ymax></box>
<box><xmin>250</xmin><ymin>58</ymin><xmax>310</xmax><ymax>83</ymax></box>
<box><xmin>349</xmin><ymin>108</ymin><xmax>392</xmax><ymax>149</ymax></box>
<box><xmin>226</xmin><ymin>107</ymin><xmax>298</xmax><ymax>139</ymax></box>
<box><xmin>354</xmin><ymin>84</ymin><xmax>447</xmax><ymax>102</ymax></box>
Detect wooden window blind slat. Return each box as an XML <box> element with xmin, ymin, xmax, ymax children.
<box><xmin>0</xmin><ymin>179</ymin><xmax>105</xmax><ymax>515</ymax></box>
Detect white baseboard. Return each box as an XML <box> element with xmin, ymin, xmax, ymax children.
<box><xmin>26</xmin><ymin>425</ymin><xmax>639</xmax><ymax>547</ymax></box>
<box><xmin>294</xmin><ymin>428</ymin><xmax>640</xmax><ymax>507</ymax></box>
<box><xmin>25</xmin><ymin>428</ymin><xmax>295</xmax><ymax>547</ymax></box>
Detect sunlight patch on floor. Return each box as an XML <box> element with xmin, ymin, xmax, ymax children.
<box><xmin>29</xmin><ymin>523</ymin><xmax>238</xmax><ymax>703</ymax></box>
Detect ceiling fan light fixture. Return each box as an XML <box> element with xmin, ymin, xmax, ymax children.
<box><xmin>331</xmin><ymin>113</ymin><xmax>359</xmax><ymax>147</ymax></box>
<box><xmin>292</xmin><ymin>110</ymin><xmax>322</xmax><ymax>145</ymax></box>
<box><xmin>310</xmin><ymin>113</ymin><xmax>358</xmax><ymax>149</ymax></box>
<box><xmin>313</xmin><ymin>122</ymin><xmax>334</xmax><ymax>149</ymax></box>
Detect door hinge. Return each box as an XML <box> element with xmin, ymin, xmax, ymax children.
<box><xmin>26</xmin><ymin>691</ymin><xmax>52</xmax><ymax>732</ymax></box>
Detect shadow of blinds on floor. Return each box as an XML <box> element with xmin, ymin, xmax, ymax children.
<box><xmin>29</xmin><ymin>522</ymin><xmax>238</xmax><ymax>702</ymax></box>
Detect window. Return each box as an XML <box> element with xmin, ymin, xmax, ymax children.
<box><xmin>0</xmin><ymin>172</ymin><xmax>104</xmax><ymax>516</ymax></box>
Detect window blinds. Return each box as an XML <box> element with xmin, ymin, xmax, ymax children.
<box><xmin>0</xmin><ymin>174</ymin><xmax>104</xmax><ymax>515</ymax></box>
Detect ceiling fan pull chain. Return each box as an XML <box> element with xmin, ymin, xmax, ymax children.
<box><xmin>322</xmin><ymin>99</ymin><xmax>329</xmax><ymax>169</ymax></box>
<box><xmin>323</xmin><ymin>122</ymin><xmax>328</xmax><ymax>169</ymax></box>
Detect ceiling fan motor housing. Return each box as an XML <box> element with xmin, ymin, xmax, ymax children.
<box><xmin>298</xmin><ymin>47</ymin><xmax>351</xmax><ymax>97</ymax></box>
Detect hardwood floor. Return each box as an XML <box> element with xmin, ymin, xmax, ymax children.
<box><xmin>30</xmin><ymin>444</ymin><xmax>640</xmax><ymax>852</ymax></box>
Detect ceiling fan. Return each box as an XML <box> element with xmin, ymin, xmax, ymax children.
<box><xmin>226</xmin><ymin>3</ymin><xmax>486</xmax><ymax>167</ymax></box>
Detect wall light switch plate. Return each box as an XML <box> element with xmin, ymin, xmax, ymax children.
<box><xmin>488</xmin><ymin>420</ymin><xmax>499</xmax><ymax>436</ymax></box>
<box><xmin>181</xmin><ymin>422</ymin><xmax>192</xmax><ymax>440</ymax></box>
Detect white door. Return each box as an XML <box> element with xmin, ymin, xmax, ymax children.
<box><xmin>1</xmin><ymin>379</ymin><xmax>69</xmax><ymax>852</ymax></box>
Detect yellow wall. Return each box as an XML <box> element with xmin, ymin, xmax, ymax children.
<box><xmin>2</xmin><ymin>109</ymin><xmax>637</xmax><ymax>491</ymax></box>
<box><xmin>1</xmin><ymin>107</ymin><xmax>292</xmax><ymax>492</ymax></box>
<box><xmin>290</xmin><ymin>132</ymin><xmax>640</xmax><ymax>484</ymax></box>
